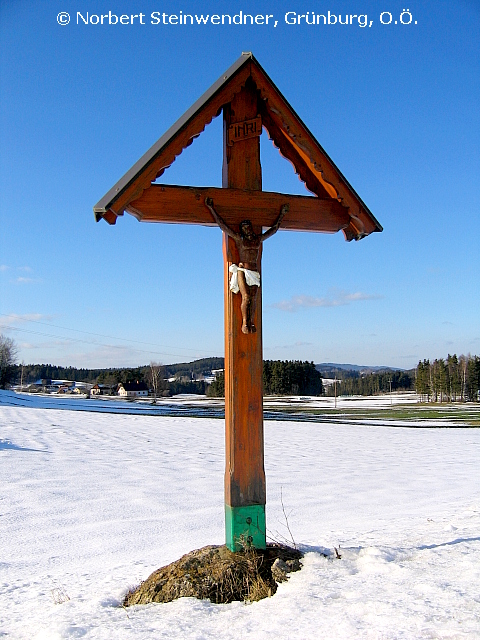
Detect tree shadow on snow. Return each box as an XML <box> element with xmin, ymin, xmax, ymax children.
<box><xmin>418</xmin><ymin>537</ymin><xmax>480</xmax><ymax>550</ymax></box>
<box><xmin>0</xmin><ymin>439</ymin><xmax>48</xmax><ymax>453</ymax></box>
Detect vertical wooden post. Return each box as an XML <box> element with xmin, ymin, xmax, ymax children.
<box><xmin>223</xmin><ymin>79</ymin><xmax>266</xmax><ymax>551</ymax></box>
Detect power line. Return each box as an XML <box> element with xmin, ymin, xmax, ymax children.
<box><xmin>0</xmin><ymin>324</ymin><xmax>181</xmax><ymax>358</ymax></box>
<box><xmin>0</xmin><ymin>323</ymin><xmax>220</xmax><ymax>361</ymax></box>
<box><xmin>0</xmin><ymin>314</ymin><xmax>216</xmax><ymax>357</ymax></box>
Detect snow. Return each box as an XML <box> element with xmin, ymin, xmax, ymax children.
<box><xmin>0</xmin><ymin>390</ymin><xmax>434</xmax><ymax>423</ymax></box>
<box><xmin>1</xmin><ymin>392</ymin><xmax>479</xmax><ymax>638</ymax></box>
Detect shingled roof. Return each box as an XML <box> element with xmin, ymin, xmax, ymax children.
<box><xmin>94</xmin><ymin>53</ymin><xmax>381</xmax><ymax>241</ymax></box>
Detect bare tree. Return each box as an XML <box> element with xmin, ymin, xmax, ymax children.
<box><xmin>0</xmin><ymin>334</ymin><xmax>18</xmax><ymax>389</ymax></box>
<box><xmin>20</xmin><ymin>360</ymin><xmax>25</xmax><ymax>390</ymax></box>
<box><xmin>146</xmin><ymin>361</ymin><xmax>164</xmax><ymax>404</ymax></box>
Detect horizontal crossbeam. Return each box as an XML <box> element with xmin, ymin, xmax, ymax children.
<box><xmin>126</xmin><ymin>184</ymin><xmax>350</xmax><ymax>233</ymax></box>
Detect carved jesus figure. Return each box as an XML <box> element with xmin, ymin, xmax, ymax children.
<box><xmin>205</xmin><ymin>198</ymin><xmax>289</xmax><ymax>334</ymax></box>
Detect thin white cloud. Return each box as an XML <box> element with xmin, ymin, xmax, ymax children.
<box><xmin>265</xmin><ymin>341</ymin><xmax>314</xmax><ymax>350</ymax></box>
<box><xmin>27</xmin><ymin>340</ymin><xmax>74</xmax><ymax>349</ymax></box>
<box><xmin>14</xmin><ymin>276</ymin><xmax>41</xmax><ymax>284</ymax></box>
<box><xmin>1</xmin><ymin>313</ymin><xmax>53</xmax><ymax>325</ymax></box>
<box><xmin>53</xmin><ymin>344</ymin><xmax>148</xmax><ymax>369</ymax></box>
<box><xmin>1</xmin><ymin>266</ymin><xmax>34</xmax><ymax>273</ymax></box>
<box><xmin>279</xmin><ymin>341</ymin><xmax>313</xmax><ymax>349</ymax></box>
<box><xmin>271</xmin><ymin>290</ymin><xmax>383</xmax><ymax>312</ymax></box>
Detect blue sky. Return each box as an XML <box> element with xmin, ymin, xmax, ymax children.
<box><xmin>1</xmin><ymin>0</ymin><xmax>479</xmax><ymax>369</ymax></box>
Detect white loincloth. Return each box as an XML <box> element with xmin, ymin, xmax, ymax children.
<box><xmin>229</xmin><ymin>264</ymin><xmax>261</xmax><ymax>294</ymax></box>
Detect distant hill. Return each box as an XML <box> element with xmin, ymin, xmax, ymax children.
<box><xmin>164</xmin><ymin>357</ymin><xmax>224</xmax><ymax>378</ymax></box>
<box><xmin>316</xmin><ymin>364</ymin><xmax>415</xmax><ymax>395</ymax></box>
<box><xmin>13</xmin><ymin>358</ymin><xmax>409</xmax><ymax>387</ymax></box>
<box><xmin>316</xmin><ymin>363</ymin><xmax>404</xmax><ymax>377</ymax></box>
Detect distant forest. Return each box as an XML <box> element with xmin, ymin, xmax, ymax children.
<box><xmin>320</xmin><ymin>354</ymin><xmax>480</xmax><ymax>401</ymax></box>
<box><xmin>321</xmin><ymin>353</ymin><xmax>479</xmax><ymax>401</ymax></box>
<box><xmin>9</xmin><ymin>353</ymin><xmax>480</xmax><ymax>401</ymax></box>
<box><xmin>323</xmin><ymin>369</ymin><xmax>415</xmax><ymax>397</ymax></box>
<box><xmin>207</xmin><ymin>360</ymin><xmax>323</xmax><ymax>397</ymax></box>
<box><xmin>12</xmin><ymin>357</ymin><xmax>223</xmax><ymax>384</ymax></box>
<box><xmin>12</xmin><ymin>357</ymin><xmax>225</xmax><ymax>396</ymax></box>
<box><xmin>415</xmin><ymin>354</ymin><xmax>480</xmax><ymax>402</ymax></box>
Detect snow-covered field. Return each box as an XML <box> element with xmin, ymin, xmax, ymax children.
<box><xmin>1</xmin><ymin>394</ymin><xmax>479</xmax><ymax>639</ymax></box>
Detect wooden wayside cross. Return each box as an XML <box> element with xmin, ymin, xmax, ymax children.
<box><xmin>94</xmin><ymin>53</ymin><xmax>382</xmax><ymax>552</ymax></box>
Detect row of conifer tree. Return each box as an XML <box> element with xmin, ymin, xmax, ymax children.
<box><xmin>415</xmin><ymin>354</ymin><xmax>480</xmax><ymax>402</ymax></box>
<box><xmin>207</xmin><ymin>360</ymin><xmax>323</xmax><ymax>397</ymax></box>
<box><xmin>324</xmin><ymin>369</ymin><xmax>415</xmax><ymax>397</ymax></box>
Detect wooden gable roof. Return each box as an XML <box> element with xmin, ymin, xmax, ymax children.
<box><xmin>94</xmin><ymin>53</ymin><xmax>382</xmax><ymax>241</ymax></box>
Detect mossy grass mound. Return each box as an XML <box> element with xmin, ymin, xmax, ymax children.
<box><xmin>124</xmin><ymin>543</ymin><xmax>303</xmax><ymax>606</ymax></box>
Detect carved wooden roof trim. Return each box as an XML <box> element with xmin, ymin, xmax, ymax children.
<box><xmin>94</xmin><ymin>56</ymin><xmax>254</xmax><ymax>223</ymax></box>
<box><xmin>250</xmin><ymin>64</ymin><xmax>382</xmax><ymax>239</ymax></box>
<box><xmin>94</xmin><ymin>53</ymin><xmax>381</xmax><ymax>240</ymax></box>
<box><xmin>259</xmin><ymin>107</ymin><xmax>331</xmax><ymax>199</ymax></box>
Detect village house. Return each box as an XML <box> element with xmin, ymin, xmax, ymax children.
<box><xmin>90</xmin><ymin>383</ymin><xmax>115</xmax><ymax>396</ymax></box>
<box><xmin>117</xmin><ymin>381</ymin><xmax>149</xmax><ymax>398</ymax></box>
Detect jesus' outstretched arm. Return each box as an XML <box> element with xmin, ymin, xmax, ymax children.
<box><xmin>261</xmin><ymin>204</ymin><xmax>289</xmax><ymax>241</ymax></box>
<box><xmin>205</xmin><ymin>198</ymin><xmax>241</xmax><ymax>243</ymax></box>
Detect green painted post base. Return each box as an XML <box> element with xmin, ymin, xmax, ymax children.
<box><xmin>225</xmin><ymin>504</ymin><xmax>266</xmax><ymax>551</ymax></box>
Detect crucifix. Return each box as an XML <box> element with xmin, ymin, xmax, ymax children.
<box><xmin>94</xmin><ymin>53</ymin><xmax>382</xmax><ymax>552</ymax></box>
<box><xmin>205</xmin><ymin>198</ymin><xmax>289</xmax><ymax>334</ymax></box>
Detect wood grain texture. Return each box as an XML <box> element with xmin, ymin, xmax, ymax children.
<box><xmin>223</xmin><ymin>81</ymin><xmax>266</xmax><ymax>509</ymax></box>
<box><xmin>127</xmin><ymin>184</ymin><xmax>350</xmax><ymax>233</ymax></box>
